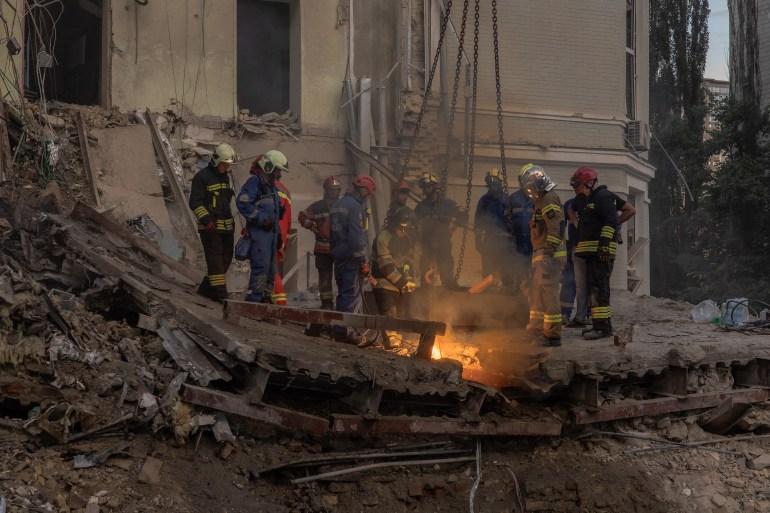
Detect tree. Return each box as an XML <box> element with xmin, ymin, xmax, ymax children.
<box><xmin>648</xmin><ymin>0</ymin><xmax>710</xmax><ymax>297</ymax></box>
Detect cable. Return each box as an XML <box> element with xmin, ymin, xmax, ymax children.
<box><xmin>163</xmin><ymin>0</ymin><xmax>181</xmax><ymax>111</ymax></box>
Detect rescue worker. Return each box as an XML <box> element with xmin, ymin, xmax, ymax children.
<box><xmin>414</xmin><ymin>172</ymin><xmax>466</xmax><ymax>288</ymax></box>
<box><xmin>506</xmin><ymin>183</ymin><xmax>534</xmax><ymax>291</ymax></box>
<box><xmin>272</xmin><ymin>174</ymin><xmax>292</xmax><ymax>305</ymax></box>
<box><xmin>298</xmin><ymin>175</ymin><xmax>342</xmax><ymax>336</ymax></box>
<box><xmin>560</xmin><ymin>197</ymin><xmax>580</xmax><ymax>324</ymax></box>
<box><xmin>474</xmin><ymin>168</ymin><xmax>512</xmax><ymax>285</ymax></box>
<box><xmin>571</xmin><ymin>167</ymin><xmax>635</xmax><ymax>339</ymax></box>
<box><xmin>188</xmin><ymin>143</ymin><xmax>236</xmax><ymax>302</ymax></box>
<box><xmin>520</xmin><ymin>163</ymin><xmax>567</xmax><ymax>346</ymax></box>
<box><xmin>371</xmin><ymin>206</ymin><xmax>417</xmax><ymax>349</ymax></box>
<box><xmin>330</xmin><ymin>175</ymin><xmax>377</xmax><ymax>343</ymax></box>
<box><xmin>236</xmin><ymin>150</ymin><xmax>288</xmax><ymax>303</ymax></box>
<box><xmin>384</xmin><ymin>180</ymin><xmax>412</xmax><ymax>227</ymax></box>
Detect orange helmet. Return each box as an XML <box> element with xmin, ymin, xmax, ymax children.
<box><xmin>353</xmin><ymin>175</ymin><xmax>376</xmax><ymax>194</ymax></box>
<box><xmin>323</xmin><ymin>176</ymin><xmax>342</xmax><ymax>190</ymax></box>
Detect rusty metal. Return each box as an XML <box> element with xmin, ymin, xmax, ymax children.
<box><xmin>573</xmin><ymin>388</ymin><xmax>769</xmax><ymax>425</ymax></box>
<box><xmin>651</xmin><ymin>366</ymin><xmax>688</xmax><ymax>398</ymax></box>
<box><xmin>461</xmin><ymin>367</ymin><xmax>513</xmax><ymax>390</ymax></box>
<box><xmin>181</xmin><ymin>385</ymin><xmax>329</xmax><ymax>435</ymax></box>
<box><xmin>331</xmin><ymin>414</ymin><xmax>562</xmax><ymax>437</ymax></box>
<box><xmin>733</xmin><ymin>358</ymin><xmax>770</xmax><ymax>388</ymax></box>
<box><xmin>569</xmin><ymin>376</ymin><xmax>600</xmax><ymax>408</ymax></box>
<box><xmin>158</xmin><ymin>319</ymin><xmax>231</xmax><ymax>386</ymax></box>
<box><xmin>343</xmin><ymin>383</ymin><xmax>384</xmax><ymax>416</ymax></box>
<box><xmin>698</xmin><ymin>397</ymin><xmax>753</xmax><ymax>435</ymax></box>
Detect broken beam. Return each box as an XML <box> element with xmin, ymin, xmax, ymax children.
<box><xmin>573</xmin><ymin>388</ymin><xmax>769</xmax><ymax>425</ymax></box>
<box><xmin>74</xmin><ymin>111</ymin><xmax>101</xmax><ymax>208</ymax></box>
<box><xmin>181</xmin><ymin>385</ymin><xmax>328</xmax><ymax>435</ymax></box>
<box><xmin>224</xmin><ymin>300</ymin><xmax>445</xmax><ymax>341</ymax></box>
<box><xmin>331</xmin><ymin>414</ymin><xmax>562</xmax><ymax>437</ymax></box>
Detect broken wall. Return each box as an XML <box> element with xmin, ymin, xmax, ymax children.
<box><xmin>0</xmin><ymin>0</ymin><xmax>24</xmax><ymax>106</ymax></box>
<box><xmin>109</xmin><ymin>0</ymin><xmax>347</xmax><ymax>136</ymax></box>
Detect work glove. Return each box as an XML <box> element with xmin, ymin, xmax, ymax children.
<box><xmin>597</xmin><ymin>244</ymin><xmax>611</xmax><ymax>264</ymax></box>
<box><xmin>204</xmin><ymin>220</ymin><xmax>216</xmax><ymax>232</ymax></box>
<box><xmin>360</xmin><ymin>261</ymin><xmax>370</xmax><ymax>277</ymax></box>
<box><xmin>402</xmin><ymin>280</ymin><xmax>417</xmax><ymax>294</ymax></box>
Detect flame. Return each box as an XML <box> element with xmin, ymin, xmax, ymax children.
<box><xmin>431</xmin><ymin>341</ymin><xmax>442</xmax><ymax>360</ymax></box>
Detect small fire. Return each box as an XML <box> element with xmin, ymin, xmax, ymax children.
<box><xmin>431</xmin><ymin>341</ymin><xmax>442</xmax><ymax>360</ymax></box>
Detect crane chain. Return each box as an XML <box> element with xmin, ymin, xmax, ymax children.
<box><xmin>454</xmin><ymin>0</ymin><xmax>480</xmax><ymax>283</ymax></box>
<box><xmin>439</xmin><ymin>0</ymin><xmax>471</xmax><ymax>194</ymax></box>
<box><xmin>400</xmin><ymin>0</ymin><xmax>454</xmax><ymax>180</ymax></box>
<box><xmin>491</xmin><ymin>0</ymin><xmax>508</xmax><ymax>192</ymax></box>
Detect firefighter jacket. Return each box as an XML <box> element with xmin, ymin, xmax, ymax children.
<box><xmin>414</xmin><ymin>197</ymin><xmax>466</xmax><ymax>247</ymax></box>
<box><xmin>275</xmin><ymin>180</ymin><xmax>292</xmax><ymax>261</ymax></box>
<box><xmin>474</xmin><ymin>190</ymin><xmax>509</xmax><ymax>249</ymax></box>
<box><xmin>507</xmin><ymin>189</ymin><xmax>534</xmax><ymax>256</ymax></box>
<box><xmin>530</xmin><ymin>190</ymin><xmax>567</xmax><ymax>262</ymax></box>
<box><xmin>574</xmin><ymin>185</ymin><xmax>619</xmax><ymax>258</ymax></box>
<box><xmin>330</xmin><ymin>192</ymin><xmax>368</xmax><ymax>264</ymax></box>
<box><xmin>299</xmin><ymin>199</ymin><xmax>333</xmax><ymax>255</ymax></box>
<box><xmin>236</xmin><ymin>176</ymin><xmax>283</xmax><ymax>232</ymax></box>
<box><xmin>189</xmin><ymin>165</ymin><xmax>235</xmax><ymax>233</ymax></box>
<box><xmin>372</xmin><ymin>228</ymin><xmax>414</xmax><ymax>293</ymax></box>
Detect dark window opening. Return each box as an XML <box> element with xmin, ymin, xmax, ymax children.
<box><xmin>237</xmin><ymin>0</ymin><xmax>290</xmax><ymax>115</ymax></box>
<box><xmin>626</xmin><ymin>52</ymin><xmax>636</xmax><ymax>119</ymax></box>
<box><xmin>24</xmin><ymin>0</ymin><xmax>103</xmax><ymax>105</ymax></box>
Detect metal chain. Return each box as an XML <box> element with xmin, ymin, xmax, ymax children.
<box><xmin>454</xmin><ymin>0</ymin><xmax>480</xmax><ymax>282</ymax></box>
<box><xmin>400</xmin><ymin>0</ymin><xmax>454</xmax><ymax>180</ymax></box>
<box><xmin>439</xmin><ymin>0</ymin><xmax>471</xmax><ymax>194</ymax></box>
<box><xmin>491</xmin><ymin>0</ymin><xmax>508</xmax><ymax>191</ymax></box>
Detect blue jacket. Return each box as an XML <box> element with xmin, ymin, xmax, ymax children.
<box><xmin>236</xmin><ymin>175</ymin><xmax>282</xmax><ymax>232</ymax></box>
<box><xmin>475</xmin><ymin>190</ymin><xmax>509</xmax><ymax>247</ymax></box>
<box><xmin>508</xmin><ymin>189</ymin><xmax>534</xmax><ymax>256</ymax></box>
<box><xmin>330</xmin><ymin>192</ymin><xmax>368</xmax><ymax>263</ymax></box>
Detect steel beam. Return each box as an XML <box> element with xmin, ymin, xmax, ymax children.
<box><xmin>224</xmin><ymin>300</ymin><xmax>445</xmax><ymax>348</ymax></box>
<box><xmin>181</xmin><ymin>385</ymin><xmax>329</xmax><ymax>435</ymax></box>
<box><xmin>573</xmin><ymin>388</ymin><xmax>768</xmax><ymax>425</ymax></box>
<box><xmin>330</xmin><ymin>414</ymin><xmax>562</xmax><ymax>437</ymax></box>
<box><xmin>343</xmin><ymin>383</ymin><xmax>384</xmax><ymax>416</ymax></box>
<box><xmin>651</xmin><ymin>367</ymin><xmax>689</xmax><ymax>398</ymax></box>
<box><xmin>569</xmin><ymin>376</ymin><xmax>600</xmax><ymax>408</ymax></box>
<box><xmin>733</xmin><ymin>359</ymin><xmax>770</xmax><ymax>388</ymax></box>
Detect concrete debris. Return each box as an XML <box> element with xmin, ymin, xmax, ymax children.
<box><xmin>212</xmin><ymin>413</ymin><xmax>235</xmax><ymax>443</ymax></box>
<box><xmin>138</xmin><ymin>456</ymin><xmax>164</xmax><ymax>485</ymax></box>
<box><xmin>748</xmin><ymin>454</ymin><xmax>770</xmax><ymax>470</ymax></box>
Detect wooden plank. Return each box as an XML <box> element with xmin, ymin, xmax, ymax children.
<box><xmin>224</xmin><ymin>300</ymin><xmax>446</xmax><ymax>337</ymax></box>
<box><xmin>145</xmin><ymin>110</ymin><xmax>199</xmax><ymax>237</ymax></box>
<box><xmin>157</xmin><ymin>319</ymin><xmax>231</xmax><ymax>386</ymax></box>
<box><xmin>573</xmin><ymin>388</ymin><xmax>769</xmax><ymax>425</ymax></box>
<box><xmin>0</xmin><ymin>101</ymin><xmax>12</xmax><ymax>182</ymax></box>
<box><xmin>74</xmin><ymin>110</ymin><xmax>102</xmax><ymax>208</ymax></box>
<box><xmin>70</xmin><ymin>202</ymin><xmax>201</xmax><ymax>285</ymax></box>
<box><xmin>331</xmin><ymin>414</ymin><xmax>562</xmax><ymax>437</ymax></box>
<box><xmin>181</xmin><ymin>385</ymin><xmax>329</xmax><ymax>435</ymax></box>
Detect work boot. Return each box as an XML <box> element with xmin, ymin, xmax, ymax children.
<box><xmin>304</xmin><ymin>324</ymin><xmax>323</xmax><ymax>337</ymax></box>
<box><xmin>541</xmin><ymin>336</ymin><xmax>562</xmax><ymax>348</ymax></box>
<box><xmin>566</xmin><ymin>319</ymin><xmax>590</xmax><ymax>328</ymax></box>
<box><xmin>582</xmin><ymin>329</ymin><xmax>611</xmax><ymax>340</ymax></box>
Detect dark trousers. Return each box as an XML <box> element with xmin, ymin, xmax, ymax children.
<box><xmin>198</xmin><ymin>230</ymin><xmax>234</xmax><ymax>302</ymax></box>
<box><xmin>333</xmin><ymin>259</ymin><xmax>363</xmax><ymax>340</ymax></box>
<box><xmin>374</xmin><ymin>288</ymin><xmax>410</xmax><ymax>347</ymax></box>
<box><xmin>420</xmin><ymin>239</ymin><xmax>456</xmax><ymax>288</ymax></box>
<box><xmin>560</xmin><ymin>255</ymin><xmax>576</xmax><ymax>321</ymax></box>
<box><xmin>585</xmin><ymin>256</ymin><xmax>614</xmax><ymax>332</ymax></box>
<box><xmin>315</xmin><ymin>253</ymin><xmax>335</xmax><ymax>309</ymax></box>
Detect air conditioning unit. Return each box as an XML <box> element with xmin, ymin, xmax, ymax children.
<box><xmin>626</xmin><ymin>120</ymin><xmax>649</xmax><ymax>152</ymax></box>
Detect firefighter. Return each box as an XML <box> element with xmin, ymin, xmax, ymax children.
<box><xmin>236</xmin><ymin>150</ymin><xmax>288</xmax><ymax>303</ymax></box>
<box><xmin>474</xmin><ymin>168</ymin><xmax>512</xmax><ymax>285</ymax></box>
<box><xmin>188</xmin><ymin>143</ymin><xmax>236</xmax><ymax>302</ymax></box>
<box><xmin>273</xmin><ymin>173</ymin><xmax>292</xmax><ymax>305</ymax></box>
<box><xmin>371</xmin><ymin>206</ymin><xmax>417</xmax><ymax>349</ymax></box>
<box><xmin>519</xmin><ymin>163</ymin><xmax>567</xmax><ymax>346</ymax></box>
<box><xmin>330</xmin><ymin>175</ymin><xmax>377</xmax><ymax>343</ymax></box>
<box><xmin>506</xmin><ymin>183</ymin><xmax>534</xmax><ymax>291</ymax></box>
<box><xmin>570</xmin><ymin>167</ymin><xmax>632</xmax><ymax>340</ymax></box>
<box><xmin>298</xmin><ymin>175</ymin><xmax>342</xmax><ymax>336</ymax></box>
<box><xmin>414</xmin><ymin>172</ymin><xmax>466</xmax><ymax>288</ymax></box>
<box><xmin>384</xmin><ymin>180</ymin><xmax>412</xmax><ymax>227</ymax></box>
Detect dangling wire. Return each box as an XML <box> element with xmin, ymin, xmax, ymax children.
<box><xmin>454</xmin><ymin>0</ymin><xmax>480</xmax><ymax>282</ymax></box>
<box><xmin>438</xmin><ymin>0</ymin><xmax>470</xmax><ymax>194</ymax></box>
<box><xmin>399</xmin><ymin>1</ymin><xmax>454</xmax><ymax>180</ymax></box>
<box><xmin>491</xmin><ymin>0</ymin><xmax>508</xmax><ymax>191</ymax></box>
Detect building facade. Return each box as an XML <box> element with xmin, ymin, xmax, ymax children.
<box><xmin>0</xmin><ymin>0</ymin><xmax>654</xmax><ymax>295</ymax></box>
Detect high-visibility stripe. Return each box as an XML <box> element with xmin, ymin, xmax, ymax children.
<box><xmin>271</xmin><ymin>293</ymin><xmax>288</xmax><ymax>302</ymax></box>
<box><xmin>529</xmin><ymin>310</ymin><xmax>544</xmax><ymax>320</ymax></box>
<box><xmin>543</xmin><ymin>314</ymin><xmax>563</xmax><ymax>323</ymax></box>
<box><xmin>553</xmin><ymin>250</ymin><xmax>567</xmax><ymax>258</ymax></box>
<box><xmin>215</xmin><ymin>218</ymin><xmax>235</xmax><ymax>230</ymax></box>
<box><xmin>600</xmin><ymin>226</ymin><xmax>616</xmax><ymax>239</ymax></box>
<box><xmin>194</xmin><ymin>206</ymin><xmax>209</xmax><ymax>219</ymax></box>
<box><xmin>591</xmin><ymin>306</ymin><xmax>612</xmax><ymax>319</ymax></box>
<box><xmin>206</xmin><ymin>183</ymin><xmax>229</xmax><ymax>192</ymax></box>
<box><xmin>277</xmin><ymin>191</ymin><xmax>292</xmax><ymax>205</ymax></box>
<box><xmin>546</xmin><ymin>235</ymin><xmax>562</xmax><ymax>245</ymax></box>
<box><xmin>541</xmin><ymin>204</ymin><xmax>562</xmax><ymax>216</ymax></box>
<box><xmin>533</xmin><ymin>214</ymin><xmax>543</xmax><ymax>221</ymax></box>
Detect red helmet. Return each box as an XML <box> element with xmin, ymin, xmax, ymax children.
<box><xmin>323</xmin><ymin>176</ymin><xmax>342</xmax><ymax>190</ymax></box>
<box><xmin>398</xmin><ymin>180</ymin><xmax>411</xmax><ymax>192</ymax></box>
<box><xmin>570</xmin><ymin>167</ymin><xmax>598</xmax><ymax>188</ymax></box>
<box><xmin>353</xmin><ymin>175</ymin><xmax>376</xmax><ymax>194</ymax></box>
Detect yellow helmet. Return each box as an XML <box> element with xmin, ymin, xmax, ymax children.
<box><xmin>486</xmin><ymin>168</ymin><xmax>503</xmax><ymax>185</ymax></box>
<box><xmin>419</xmin><ymin>172</ymin><xmax>439</xmax><ymax>188</ymax></box>
<box><xmin>258</xmin><ymin>149</ymin><xmax>289</xmax><ymax>174</ymax></box>
<box><xmin>212</xmin><ymin>143</ymin><xmax>236</xmax><ymax>166</ymax></box>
